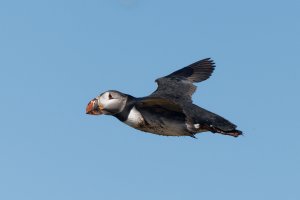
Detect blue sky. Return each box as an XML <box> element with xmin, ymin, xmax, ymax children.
<box><xmin>1</xmin><ymin>0</ymin><xmax>300</xmax><ymax>199</ymax></box>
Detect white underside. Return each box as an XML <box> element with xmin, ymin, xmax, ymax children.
<box><xmin>124</xmin><ymin>106</ymin><xmax>202</xmax><ymax>136</ymax></box>
<box><xmin>124</xmin><ymin>106</ymin><xmax>144</xmax><ymax>128</ymax></box>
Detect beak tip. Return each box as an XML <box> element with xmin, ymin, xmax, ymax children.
<box><xmin>86</xmin><ymin>101</ymin><xmax>94</xmax><ymax>115</ymax></box>
<box><xmin>86</xmin><ymin>98</ymin><xmax>102</xmax><ymax>115</ymax></box>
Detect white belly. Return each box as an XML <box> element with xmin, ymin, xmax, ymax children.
<box><xmin>124</xmin><ymin>106</ymin><xmax>192</xmax><ymax>136</ymax></box>
<box><xmin>124</xmin><ymin>106</ymin><xmax>144</xmax><ymax>128</ymax></box>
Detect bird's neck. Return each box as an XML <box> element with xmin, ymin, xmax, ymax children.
<box><xmin>113</xmin><ymin>95</ymin><xmax>137</xmax><ymax>122</ymax></box>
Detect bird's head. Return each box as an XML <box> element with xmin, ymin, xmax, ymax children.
<box><xmin>86</xmin><ymin>90</ymin><xmax>128</xmax><ymax>115</ymax></box>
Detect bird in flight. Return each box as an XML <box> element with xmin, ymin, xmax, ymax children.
<box><xmin>86</xmin><ymin>58</ymin><xmax>242</xmax><ymax>138</ymax></box>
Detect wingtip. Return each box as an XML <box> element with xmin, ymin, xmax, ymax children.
<box><xmin>203</xmin><ymin>57</ymin><xmax>214</xmax><ymax>63</ymax></box>
<box><xmin>231</xmin><ymin>130</ymin><xmax>243</xmax><ymax>137</ymax></box>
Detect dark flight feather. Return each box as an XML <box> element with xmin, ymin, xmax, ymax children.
<box><xmin>150</xmin><ymin>58</ymin><xmax>215</xmax><ymax>103</ymax></box>
<box><xmin>165</xmin><ymin>58</ymin><xmax>215</xmax><ymax>83</ymax></box>
<box><xmin>136</xmin><ymin>97</ymin><xmax>183</xmax><ymax>113</ymax></box>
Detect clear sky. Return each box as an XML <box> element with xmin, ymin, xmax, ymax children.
<box><xmin>1</xmin><ymin>0</ymin><xmax>299</xmax><ymax>199</ymax></box>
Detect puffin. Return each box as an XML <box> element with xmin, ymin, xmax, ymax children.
<box><xmin>86</xmin><ymin>58</ymin><xmax>242</xmax><ymax>138</ymax></box>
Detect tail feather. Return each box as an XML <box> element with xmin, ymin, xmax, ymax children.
<box><xmin>220</xmin><ymin>129</ymin><xmax>243</xmax><ymax>137</ymax></box>
<box><xmin>184</xmin><ymin>104</ymin><xmax>243</xmax><ymax>138</ymax></box>
<box><xmin>209</xmin><ymin>126</ymin><xmax>243</xmax><ymax>137</ymax></box>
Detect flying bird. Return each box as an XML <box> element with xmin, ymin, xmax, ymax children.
<box><xmin>86</xmin><ymin>58</ymin><xmax>242</xmax><ymax>138</ymax></box>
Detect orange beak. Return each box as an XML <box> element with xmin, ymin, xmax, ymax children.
<box><xmin>86</xmin><ymin>98</ymin><xmax>103</xmax><ymax>115</ymax></box>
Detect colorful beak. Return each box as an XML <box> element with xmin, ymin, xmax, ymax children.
<box><xmin>86</xmin><ymin>98</ymin><xmax>103</xmax><ymax>115</ymax></box>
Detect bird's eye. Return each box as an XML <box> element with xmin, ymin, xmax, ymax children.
<box><xmin>108</xmin><ymin>93</ymin><xmax>113</xmax><ymax>100</ymax></box>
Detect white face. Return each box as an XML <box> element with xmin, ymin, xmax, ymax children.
<box><xmin>97</xmin><ymin>91</ymin><xmax>127</xmax><ymax>115</ymax></box>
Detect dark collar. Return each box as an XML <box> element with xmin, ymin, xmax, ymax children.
<box><xmin>113</xmin><ymin>95</ymin><xmax>136</xmax><ymax>122</ymax></box>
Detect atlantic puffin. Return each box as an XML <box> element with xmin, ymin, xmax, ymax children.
<box><xmin>86</xmin><ymin>58</ymin><xmax>242</xmax><ymax>138</ymax></box>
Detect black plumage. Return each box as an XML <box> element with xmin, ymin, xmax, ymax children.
<box><xmin>141</xmin><ymin>58</ymin><xmax>241</xmax><ymax>137</ymax></box>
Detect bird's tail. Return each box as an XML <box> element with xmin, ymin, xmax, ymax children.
<box><xmin>208</xmin><ymin>126</ymin><xmax>243</xmax><ymax>137</ymax></box>
<box><xmin>187</xmin><ymin>104</ymin><xmax>243</xmax><ymax>138</ymax></box>
<box><xmin>217</xmin><ymin>129</ymin><xmax>243</xmax><ymax>137</ymax></box>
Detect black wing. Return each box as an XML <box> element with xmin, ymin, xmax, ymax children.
<box><xmin>136</xmin><ymin>97</ymin><xmax>183</xmax><ymax>113</ymax></box>
<box><xmin>165</xmin><ymin>58</ymin><xmax>215</xmax><ymax>82</ymax></box>
<box><xmin>150</xmin><ymin>58</ymin><xmax>215</xmax><ymax>103</ymax></box>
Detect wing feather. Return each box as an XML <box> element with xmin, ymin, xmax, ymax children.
<box><xmin>136</xmin><ymin>97</ymin><xmax>183</xmax><ymax>113</ymax></box>
<box><xmin>151</xmin><ymin>58</ymin><xmax>215</xmax><ymax>103</ymax></box>
<box><xmin>165</xmin><ymin>58</ymin><xmax>215</xmax><ymax>82</ymax></box>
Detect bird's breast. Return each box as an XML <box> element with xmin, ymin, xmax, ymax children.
<box><xmin>124</xmin><ymin>106</ymin><xmax>145</xmax><ymax>128</ymax></box>
<box><xmin>123</xmin><ymin>106</ymin><xmax>192</xmax><ymax>136</ymax></box>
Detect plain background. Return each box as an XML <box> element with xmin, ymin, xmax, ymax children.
<box><xmin>1</xmin><ymin>0</ymin><xmax>299</xmax><ymax>199</ymax></box>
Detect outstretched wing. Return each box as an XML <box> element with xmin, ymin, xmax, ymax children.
<box><xmin>136</xmin><ymin>97</ymin><xmax>183</xmax><ymax>113</ymax></box>
<box><xmin>150</xmin><ymin>58</ymin><xmax>215</xmax><ymax>103</ymax></box>
<box><xmin>165</xmin><ymin>58</ymin><xmax>215</xmax><ymax>82</ymax></box>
